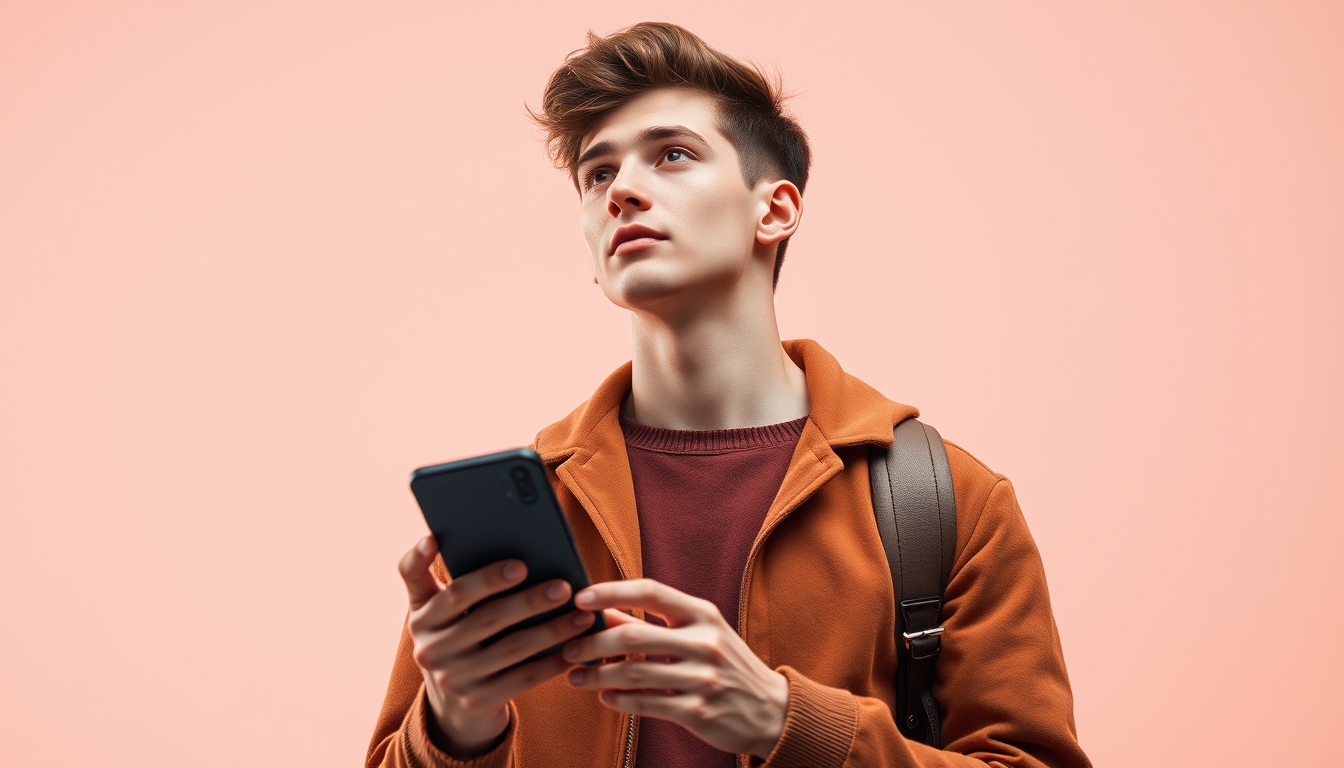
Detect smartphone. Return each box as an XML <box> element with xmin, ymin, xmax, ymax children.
<box><xmin>409</xmin><ymin>448</ymin><xmax>606</xmax><ymax>661</ymax></box>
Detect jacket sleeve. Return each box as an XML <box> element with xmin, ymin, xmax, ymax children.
<box><xmin>758</xmin><ymin>477</ymin><xmax>1091</xmax><ymax>768</ymax></box>
<box><xmin>365</xmin><ymin>560</ymin><xmax>520</xmax><ymax>768</ymax></box>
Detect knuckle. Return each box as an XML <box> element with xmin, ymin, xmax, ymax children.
<box><xmin>406</xmin><ymin>611</ymin><xmax>426</xmax><ymax>634</ymax></box>
<box><xmin>529</xmin><ymin>586</ymin><xmax>553</xmax><ymax>609</ymax></box>
<box><xmin>474</xmin><ymin>604</ymin><xmax>503</xmax><ymax>630</ymax></box>
<box><xmin>428</xmin><ymin>592</ymin><xmax>458</xmax><ymax>619</ymax></box>
<box><xmin>498</xmin><ymin>636</ymin><xmax>525</xmax><ymax>661</ymax></box>
<box><xmin>411</xmin><ymin>644</ymin><xmax>431</xmax><ymax>668</ymax></box>
<box><xmin>444</xmin><ymin>583</ymin><xmax>474</xmax><ymax>611</ymax></box>
<box><xmin>698</xmin><ymin>669</ymin><xmax>723</xmax><ymax>693</ymax></box>
<box><xmin>699</xmin><ymin>635</ymin><xmax>726</xmax><ymax>663</ymax></box>
<box><xmin>552</xmin><ymin>618</ymin><xmax>578</xmax><ymax>640</ymax></box>
<box><xmin>686</xmin><ymin>695</ymin><xmax>709</xmax><ymax>721</ymax></box>
<box><xmin>517</xmin><ymin>665</ymin><xmax>543</xmax><ymax>688</ymax></box>
<box><xmin>617</xmin><ymin>623</ymin><xmax>643</xmax><ymax>645</ymax></box>
<box><xmin>456</xmin><ymin>692</ymin><xmax>482</xmax><ymax>713</ymax></box>
<box><xmin>431</xmin><ymin>670</ymin><xmax>459</xmax><ymax>695</ymax></box>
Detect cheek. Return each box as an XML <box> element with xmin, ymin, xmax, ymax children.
<box><xmin>686</xmin><ymin>172</ymin><xmax>754</xmax><ymax>230</ymax></box>
<box><xmin>580</xmin><ymin>207</ymin><xmax>605</xmax><ymax>260</ymax></box>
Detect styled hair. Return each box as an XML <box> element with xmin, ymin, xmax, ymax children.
<box><xmin>529</xmin><ymin>22</ymin><xmax>811</xmax><ymax>286</ymax></box>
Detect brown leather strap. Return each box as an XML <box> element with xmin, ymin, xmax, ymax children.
<box><xmin>869</xmin><ymin>418</ymin><xmax>957</xmax><ymax>748</ymax></box>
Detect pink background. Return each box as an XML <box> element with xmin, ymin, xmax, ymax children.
<box><xmin>2</xmin><ymin>2</ymin><xmax>1340</xmax><ymax>766</ymax></box>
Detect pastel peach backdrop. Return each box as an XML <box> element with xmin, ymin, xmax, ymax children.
<box><xmin>2</xmin><ymin>2</ymin><xmax>1340</xmax><ymax>766</ymax></box>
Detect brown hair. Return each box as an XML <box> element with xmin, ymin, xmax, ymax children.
<box><xmin>529</xmin><ymin>22</ymin><xmax>811</xmax><ymax>286</ymax></box>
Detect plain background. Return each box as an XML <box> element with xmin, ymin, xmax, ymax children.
<box><xmin>2</xmin><ymin>2</ymin><xmax>1340</xmax><ymax>766</ymax></box>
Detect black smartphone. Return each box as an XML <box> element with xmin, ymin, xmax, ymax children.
<box><xmin>409</xmin><ymin>448</ymin><xmax>606</xmax><ymax>661</ymax></box>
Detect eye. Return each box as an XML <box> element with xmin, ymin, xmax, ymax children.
<box><xmin>583</xmin><ymin>167</ymin><xmax>613</xmax><ymax>189</ymax></box>
<box><xmin>664</xmin><ymin>148</ymin><xmax>689</xmax><ymax>163</ymax></box>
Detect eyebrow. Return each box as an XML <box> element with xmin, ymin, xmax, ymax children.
<box><xmin>575</xmin><ymin>125</ymin><xmax>710</xmax><ymax>173</ymax></box>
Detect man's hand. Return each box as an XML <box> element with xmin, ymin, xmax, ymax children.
<box><xmin>561</xmin><ymin>579</ymin><xmax>789</xmax><ymax>759</ymax></box>
<box><xmin>399</xmin><ymin>536</ymin><xmax>597</xmax><ymax>758</ymax></box>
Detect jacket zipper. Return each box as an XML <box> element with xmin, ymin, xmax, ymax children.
<box><xmin>607</xmin><ymin>543</ymin><xmax>638</xmax><ymax>768</ymax></box>
<box><xmin>737</xmin><ymin>486</ymin><xmax>819</xmax><ymax>640</ymax></box>
<box><xmin>734</xmin><ymin>514</ymin><xmax>784</xmax><ymax>768</ymax></box>
<box><xmin>621</xmin><ymin>712</ymin><xmax>637</xmax><ymax>768</ymax></box>
<box><xmin>557</xmin><ymin>462</ymin><xmax>641</xmax><ymax>768</ymax></box>
<box><xmin>734</xmin><ymin>464</ymin><xmax>838</xmax><ymax>767</ymax></box>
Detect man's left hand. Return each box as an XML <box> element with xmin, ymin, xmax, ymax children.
<box><xmin>562</xmin><ymin>579</ymin><xmax>788</xmax><ymax>759</ymax></box>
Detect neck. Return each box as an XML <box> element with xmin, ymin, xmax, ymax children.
<box><xmin>625</xmin><ymin>285</ymin><xmax>809</xmax><ymax>431</ymax></box>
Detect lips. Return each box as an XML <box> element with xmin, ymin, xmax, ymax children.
<box><xmin>609</xmin><ymin>224</ymin><xmax>667</xmax><ymax>256</ymax></box>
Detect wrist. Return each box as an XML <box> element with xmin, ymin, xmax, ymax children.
<box><xmin>425</xmin><ymin>696</ymin><xmax>511</xmax><ymax>759</ymax></box>
<box><xmin>750</xmin><ymin>670</ymin><xmax>791</xmax><ymax>758</ymax></box>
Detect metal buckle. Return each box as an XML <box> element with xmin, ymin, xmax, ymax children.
<box><xmin>902</xmin><ymin>626</ymin><xmax>945</xmax><ymax>648</ymax></box>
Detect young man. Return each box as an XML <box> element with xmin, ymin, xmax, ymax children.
<box><xmin>368</xmin><ymin>22</ymin><xmax>1090</xmax><ymax>768</ymax></box>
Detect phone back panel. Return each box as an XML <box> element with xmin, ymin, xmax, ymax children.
<box><xmin>409</xmin><ymin>448</ymin><xmax>602</xmax><ymax>644</ymax></box>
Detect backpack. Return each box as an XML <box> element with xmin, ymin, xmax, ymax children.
<box><xmin>868</xmin><ymin>417</ymin><xmax>957</xmax><ymax>749</ymax></box>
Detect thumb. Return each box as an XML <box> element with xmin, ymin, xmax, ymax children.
<box><xmin>398</xmin><ymin>536</ymin><xmax>444</xmax><ymax>611</ymax></box>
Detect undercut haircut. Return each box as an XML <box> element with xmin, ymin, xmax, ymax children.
<box><xmin>529</xmin><ymin>22</ymin><xmax>811</xmax><ymax>286</ymax></box>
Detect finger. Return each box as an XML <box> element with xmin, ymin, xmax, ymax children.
<box><xmin>574</xmin><ymin>579</ymin><xmax>710</xmax><ymax>626</ymax></box>
<box><xmin>597</xmin><ymin>688</ymin><xmax>693</xmax><ymax>724</ymax></box>
<box><xmin>566</xmin><ymin>658</ymin><xmax>700</xmax><ymax>692</ymax></box>
<box><xmin>450</xmin><ymin>578</ymin><xmax>576</xmax><ymax>648</ymax></box>
<box><xmin>399</xmin><ymin>536</ymin><xmax>444</xmax><ymax>611</ymax></box>
<box><xmin>417</xmin><ymin>558</ymin><xmax>528</xmax><ymax>629</ymax></box>
<box><xmin>470</xmin><ymin>645</ymin><xmax>578</xmax><ymax>708</ymax></box>
<box><xmin>417</xmin><ymin>607</ymin><xmax>595</xmax><ymax>691</ymax></box>
<box><xmin>600</xmin><ymin>609</ymin><xmax>641</xmax><ymax>627</ymax></box>
<box><xmin>472</xmin><ymin>608</ymin><xmax>597</xmax><ymax>675</ymax></box>
<box><xmin>562</xmin><ymin>618</ymin><xmax>697</xmax><ymax>664</ymax></box>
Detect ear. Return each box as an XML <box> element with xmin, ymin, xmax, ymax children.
<box><xmin>754</xmin><ymin>179</ymin><xmax>803</xmax><ymax>247</ymax></box>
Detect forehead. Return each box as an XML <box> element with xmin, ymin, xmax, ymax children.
<box><xmin>579</xmin><ymin>88</ymin><xmax>729</xmax><ymax>156</ymax></box>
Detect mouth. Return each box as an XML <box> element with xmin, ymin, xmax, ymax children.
<box><xmin>609</xmin><ymin>224</ymin><xmax>667</xmax><ymax>256</ymax></box>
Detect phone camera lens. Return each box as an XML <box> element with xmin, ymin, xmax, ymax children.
<box><xmin>510</xmin><ymin>465</ymin><xmax>539</xmax><ymax>504</ymax></box>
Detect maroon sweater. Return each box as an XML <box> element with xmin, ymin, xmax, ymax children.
<box><xmin>619</xmin><ymin>414</ymin><xmax>807</xmax><ymax>768</ymax></box>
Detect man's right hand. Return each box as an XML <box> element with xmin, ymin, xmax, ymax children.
<box><xmin>399</xmin><ymin>535</ymin><xmax>597</xmax><ymax>758</ymax></box>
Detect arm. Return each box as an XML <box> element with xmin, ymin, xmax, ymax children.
<box><xmin>365</xmin><ymin>538</ymin><xmax>597</xmax><ymax>768</ymax></box>
<box><xmin>756</xmin><ymin>477</ymin><xmax>1091</xmax><ymax>768</ymax></box>
<box><xmin>364</xmin><ymin>615</ymin><xmax>518</xmax><ymax>768</ymax></box>
<box><xmin>563</xmin><ymin>477</ymin><xmax>1089</xmax><ymax>767</ymax></box>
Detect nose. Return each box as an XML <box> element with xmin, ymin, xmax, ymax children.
<box><xmin>606</xmin><ymin>165</ymin><xmax>651</xmax><ymax>218</ymax></box>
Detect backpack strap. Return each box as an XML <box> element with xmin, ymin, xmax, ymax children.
<box><xmin>868</xmin><ymin>417</ymin><xmax>957</xmax><ymax>748</ymax></box>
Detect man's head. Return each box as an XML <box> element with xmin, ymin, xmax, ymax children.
<box><xmin>530</xmin><ymin>23</ymin><xmax>811</xmax><ymax>304</ymax></box>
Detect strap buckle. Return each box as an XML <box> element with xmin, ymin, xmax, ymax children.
<box><xmin>902</xmin><ymin>626</ymin><xmax>945</xmax><ymax>647</ymax></box>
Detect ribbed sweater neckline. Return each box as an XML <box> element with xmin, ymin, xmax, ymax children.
<box><xmin>618</xmin><ymin>413</ymin><xmax>808</xmax><ymax>455</ymax></box>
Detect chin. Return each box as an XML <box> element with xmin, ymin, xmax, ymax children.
<box><xmin>602</xmin><ymin>273</ymin><xmax>686</xmax><ymax>311</ymax></box>
<box><xmin>600</xmin><ymin>254</ymin><xmax>748</xmax><ymax>312</ymax></box>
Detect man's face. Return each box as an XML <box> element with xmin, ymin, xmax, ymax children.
<box><xmin>576</xmin><ymin>88</ymin><xmax>771</xmax><ymax>313</ymax></box>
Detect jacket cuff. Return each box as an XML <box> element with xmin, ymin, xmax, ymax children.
<box><xmin>758</xmin><ymin>666</ymin><xmax>857</xmax><ymax>768</ymax></box>
<box><xmin>403</xmin><ymin>691</ymin><xmax>515</xmax><ymax>768</ymax></box>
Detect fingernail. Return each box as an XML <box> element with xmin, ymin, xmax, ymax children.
<box><xmin>575</xmin><ymin>591</ymin><xmax>594</xmax><ymax>607</ymax></box>
<box><xmin>417</xmin><ymin>537</ymin><xmax>432</xmax><ymax>554</ymax></box>
<box><xmin>503</xmin><ymin>561</ymin><xmax>524</xmax><ymax>580</ymax></box>
<box><xmin>568</xmin><ymin>668</ymin><xmax>584</xmax><ymax>685</ymax></box>
<box><xmin>546</xmin><ymin>581</ymin><xmax>568</xmax><ymax>601</ymax></box>
<box><xmin>563</xmin><ymin>641</ymin><xmax>579</xmax><ymax>661</ymax></box>
<box><xmin>572</xmin><ymin>611</ymin><xmax>593</xmax><ymax>627</ymax></box>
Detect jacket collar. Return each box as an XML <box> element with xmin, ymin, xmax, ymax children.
<box><xmin>535</xmin><ymin>339</ymin><xmax>916</xmax><ymax>458</ymax></box>
<box><xmin>533</xmin><ymin>339</ymin><xmax>918</xmax><ymax>578</ymax></box>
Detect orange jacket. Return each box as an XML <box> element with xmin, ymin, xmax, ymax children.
<box><xmin>368</xmin><ymin>340</ymin><xmax>1090</xmax><ymax>768</ymax></box>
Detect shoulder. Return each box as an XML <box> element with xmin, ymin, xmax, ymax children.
<box><xmin>532</xmin><ymin>361</ymin><xmax>633</xmax><ymax>462</ymax></box>
<box><xmin>938</xmin><ymin>436</ymin><xmax>1028</xmax><ymax>568</ymax></box>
